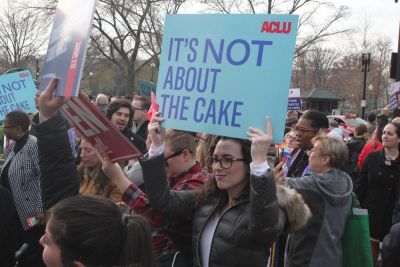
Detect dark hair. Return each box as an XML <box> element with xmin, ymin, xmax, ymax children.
<box><xmin>48</xmin><ymin>195</ymin><xmax>154</xmax><ymax>267</ymax></box>
<box><xmin>196</xmin><ymin>136</ymin><xmax>251</xmax><ymax>205</ymax></box>
<box><xmin>5</xmin><ymin>110</ymin><xmax>30</xmax><ymax>132</ymax></box>
<box><xmin>367</xmin><ymin>112</ymin><xmax>376</xmax><ymax>123</ymax></box>
<box><xmin>133</xmin><ymin>95</ymin><xmax>151</xmax><ymax>110</ymax></box>
<box><xmin>354</xmin><ymin>124</ymin><xmax>368</xmax><ymax>137</ymax></box>
<box><xmin>106</xmin><ymin>99</ymin><xmax>133</xmax><ymax>130</ymax></box>
<box><xmin>301</xmin><ymin>110</ymin><xmax>329</xmax><ymax>130</ymax></box>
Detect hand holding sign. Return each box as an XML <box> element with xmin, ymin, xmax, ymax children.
<box><xmin>148</xmin><ymin>112</ymin><xmax>165</xmax><ymax>150</ymax></box>
<box><xmin>98</xmin><ymin>148</ymin><xmax>125</xmax><ymax>180</ymax></box>
<box><xmin>247</xmin><ymin>116</ymin><xmax>274</xmax><ymax>165</ymax></box>
<box><xmin>146</xmin><ymin>91</ymin><xmax>159</xmax><ymax>121</ymax></box>
<box><xmin>38</xmin><ymin>77</ymin><xmax>70</xmax><ymax>120</ymax></box>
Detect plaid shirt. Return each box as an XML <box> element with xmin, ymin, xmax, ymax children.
<box><xmin>122</xmin><ymin>163</ymin><xmax>206</xmax><ymax>256</ymax></box>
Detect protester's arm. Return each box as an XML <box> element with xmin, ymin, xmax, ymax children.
<box><xmin>137</xmin><ymin>112</ymin><xmax>196</xmax><ymax>218</ymax></box>
<box><xmin>247</xmin><ymin>117</ymin><xmax>285</xmax><ymax>244</ymax></box>
<box><xmin>32</xmin><ymin>78</ymin><xmax>80</xmax><ymax>209</ymax></box>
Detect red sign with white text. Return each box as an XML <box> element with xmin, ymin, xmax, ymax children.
<box><xmin>60</xmin><ymin>93</ymin><xmax>142</xmax><ymax>161</ymax></box>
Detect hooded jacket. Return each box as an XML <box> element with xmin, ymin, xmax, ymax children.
<box><xmin>284</xmin><ymin>168</ymin><xmax>353</xmax><ymax>267</ymax></box>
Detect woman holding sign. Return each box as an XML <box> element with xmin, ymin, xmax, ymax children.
<box><xmin>102</xmin><ymin>112</ymin><xmax>310</xmax><ymax>267</ymax></box>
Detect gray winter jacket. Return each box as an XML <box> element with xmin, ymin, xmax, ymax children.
<box><xmin>284</xmin><ymin>168</ymin><xmax>353</xmax><ymax>267</ymax></box>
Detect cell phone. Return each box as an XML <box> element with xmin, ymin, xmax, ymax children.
<box><xmin>274</xmin><ymin>147</ymin><xmax>283</xmax><ymax>165</ymax></box>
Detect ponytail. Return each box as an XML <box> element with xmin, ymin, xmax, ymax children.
<box><xmin>119</xmin><ymin>214</ymin><xmax>154</xmax><ymax>267</ymax></box>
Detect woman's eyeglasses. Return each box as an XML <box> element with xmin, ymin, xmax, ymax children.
<box><xmin>211</xmin><ymin>156</ymin><xmax>245</xmax><ymax>169</ymax></box>
<box><xmin>293</xmin><ymin>126</ymin><xmax>317</xmax><ymax>134</ymax></box>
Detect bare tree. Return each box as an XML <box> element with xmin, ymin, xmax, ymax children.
<box><xmin>0</xmin><ymin>1</ymin><xmax>49</xmax><ymax>71</ymax></box>
<box><xmin>293</xmin><ymin>44</ymin><xmax>337</xmax><ymax>89</ymax></box>
<box><xmin>23</xmin><ymin>0</ymin><xmax>184</xmax><ymax>95</ymax></box>
<box><xmin>199</xmin><ymin>0</ymin><xmax>350</xmax><ymax>57</ymax></box>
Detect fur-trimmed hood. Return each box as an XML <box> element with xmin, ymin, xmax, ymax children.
<box><xmin>276</xmin><ymin>184</ymin><xmax>311</xmax><ymax>232</ymax></box>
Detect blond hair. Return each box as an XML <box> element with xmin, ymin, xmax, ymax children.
<box><xmin>312</xmin><ymin>136</ymin><xmax>348</xmax><ymax>168</ymax></box>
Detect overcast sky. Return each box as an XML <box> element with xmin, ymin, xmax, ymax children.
<box><xmin>180</xmin><ymin>0</ymin><xmax>400</xmax><ymax>51</ymax></box>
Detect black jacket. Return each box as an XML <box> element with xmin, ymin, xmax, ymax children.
<box><xmin>32</xmin><ymin>112</ymin><xmax>80</xmax><ymax>210</ymax></box>
<box><xmin>343</xmin><ymin>137</ymin><xmax>366</xmax><ymax>183</ymax></box>
<box><xmin>382</xmin><ymin>221</ymin><xmax>400</xmax><ymax>267</ymax></box>
<box><xmin>122</xmin><ymin>128</ymin><xmax>147</xmax><ymax>155</ymax></box>
<box><xmin>287</xmin><ymin>149</ymin><xmax>309</xmax><ymax>178</ymax></box>
<box><xmin>134</xmin><ymin>120</ymin><xmax>149</xmax><ymax>141</ymax></box>
<box><xmin>355</xmin><ymin>149</ymin><xmax>400</xmax><ymax>240</ymax></box>
<box><xmin>0</xmin><ymin>185</ymin><xmax>20</xmax><ymax>267</ymax></box>
<box><xmin>140</xmin><ymin>154</ymin><xmax>286</xmax><ymax>267</ymax></box>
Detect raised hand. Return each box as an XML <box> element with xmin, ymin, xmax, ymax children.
<box><xmin>148</xmin><ymin>111</ymin><xmax>165</xmax><ymax>150</ymax></box>
<box><xmin>247</xmin><ymin>116</ymin><xmax>274</xmax><ymax>164</ymax></box>
<box><xmin>38</xmin><ymin>77</ymin><xmax>69</xmax><ymax>119</ymax></box>
<box><xmin>97</xmin><ymin>148</ymin><xmax>125</xmax><ymax>181</ymax></box>
<box><xmin>273</xmin><ymin>161</ymin><xmax>286</xmax><ymax>184</ymax></box>
<box><xmin>97</xmin><ymin>148</ymin><xmax>132</xmax><ymax>193</ymax></box>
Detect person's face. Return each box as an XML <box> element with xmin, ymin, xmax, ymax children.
<box><xmin>293</xmin><ymin>118</ymin><xmax>318</xmax><ymax>149</ymax></box>
<box><xmin>164</xmin><ymin>145</ymin><xmax>187</xmax><ymax>178</ymax></box>
<box><xmin>40</xmin><ymin>218</ymin><xmax>63</xmax><ymax>267</ymax></box>
<box><xmin>308</xmin><ymin>141</ymin><xmax>329</xmax><ymax>173</ymax></box>
<box><xmin>132</xmin><ymin>100</ymin><xmax>147</xmax><ymax>122</ymax></box>
<box><xmin>3</xmin><ymin>117</ymin><xmax>22</xmax><ymax>141</ymax></box>
<box><xmin>382</xmin><ymin>124</ymin><xmax>400</xmax><ymax>149</ymax></box>
<box><xmin>80</xmin><ymin>139</ymin><xmax>101</xmax><ymax>167</ymax></box>
<box><xmin>285</xmin><ymin>132</ymin><xmax>298</xmax><ymax>151</ymax></box>
<box><xmin>212</xmin><ymin>139</ymin><xmax>247</xmax><ymax>196</ymax></box>
<box><xmin>110</xmin><ymin>107</ymin><xmax>130</xmax><ymax>131</ymax></box>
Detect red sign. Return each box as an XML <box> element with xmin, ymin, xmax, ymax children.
<box><xmin>146</xmin><ymin>91</ymin><xmax>159</xmax><ymax>121</ymax></box>
<box><xmin>260</xmin><ymin>21</ymin><xmax>292</xmax><ymax>34</ymax></box>
<box><xmin>60</xmin><ymin>92</ymin><xmax>142</xmax><ymax>161</ymax></box>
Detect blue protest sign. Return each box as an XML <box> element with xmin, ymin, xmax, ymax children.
<box><xmin>39</xmin><ymin>0</ymin><xmax>97</xmax><ymax>96</ymax></box>
<box><xmin>0</xmin><ymin>70</ymin><xmax>37</xmax><ymax>121</ymax></box>
<box><xmin>288</xmin><ymin>88</ymin><xmax>301</xmax><ymax>111</ymax></box>
<box><xmin>137</xmin><ymin>79</ymin><xmax>157</xmax><ymax>99</ymax></box>
<box><xmin>157</xmin><ymin>14</ymin><xmax>298</xmax><ymax>142</ymax></box>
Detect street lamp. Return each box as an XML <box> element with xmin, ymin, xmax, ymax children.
<box><xmin>368</xmin><ymin>84</ymin><xmax>373</xmax><ymax>112</ymax></box>
<box><xmin>361</xmin><ymin>53</ymin><xmax>371</xmax><ymax>119</ymax></box>
<box><xmin>35</xmin><ymin>56</ymin><xmax>40</xmax><ymax>80</ymax></box>
<box><xmin>89</xmin><ymin>72</ymin><xmax>93</xmax><ymax>95</ymax></box>
<box><xmin>150</xmin><ymin>63</ymin><xmax>156</xmax><ymax>83</ymax></box>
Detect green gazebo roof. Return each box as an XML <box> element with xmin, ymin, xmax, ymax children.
<box><xmin>301</xmin><ymin>88</ymin><xmax>342</xmax><ymax>100</ymax></box>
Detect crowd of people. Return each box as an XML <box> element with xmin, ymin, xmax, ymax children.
<box><xmin>0</xmin><ymin>76</ymin><xmax>400</xmax><ymax>267</ymax></box>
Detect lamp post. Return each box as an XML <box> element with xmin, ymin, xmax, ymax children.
<box><xmin>150</xmin><ymin>63</ymin><xmax>156</xmax><ymax>83</ymax></box>
<box><xmin>368</xmin><ymin>84</ymin><xmax>373</xmax><ymax>113</ymax></box>
<box><xmin>35</xmin><ymin>56</ymin><xmax>40</xmax><ymax>80</ymax></box>
<box><xmin>89</xmin><ymin>72</ymin><xmax>93</xmax><ymax>95</ymax></box>
<box><xmin>361</xmin><ymin>53</ymin><xmax>371</xmax><ymax>119</ymax></box>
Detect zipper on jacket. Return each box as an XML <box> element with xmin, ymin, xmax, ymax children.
<box><xmin>196</xmin><ymin>196</ymin><xmax>249</xmax><ymax>267</ymax></box>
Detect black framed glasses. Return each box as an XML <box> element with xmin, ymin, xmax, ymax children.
<box><xmin>293</xmin><ymin>126</ymin><xmax>317</xmax><ymax>134</ymax></box>
<box><xmin>164</xmin><ymin>149</ymin><xmax>184</xmax><ymax>166</ymax></box>
<box><xmin>211</xmin><ymin>156</ymin><xmax>245</xmax><ymax>169</ymax></box>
